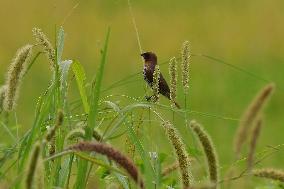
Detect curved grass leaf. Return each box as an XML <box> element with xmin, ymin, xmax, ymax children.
<box><xmin>86</xmin><ymin>27</ymin><xmax>111</xmax><ymax>138</ymax></box>
<box><xmin>59</xmin><ymin>60</ymin><xmax>73</xmax><ymax>107</ymax></box>
<box><xmin>74</xmin><ymin>27</ymin><xmax>111</xmax><ymax>189</ymax></box>
<box><xmin>57</xmin><ymin>27</ymin><xmax>65</xmax><ymax>65</ymax></box>
<box><xmin>23</xmin><ymin>52</ymin><xmax>43</xmax><ymax>78</ymax></box>
<box><xmin>75</xmin><ymin>152</ymin><xmax>126</xmax><ymax>175</ymax></box>
<box><xmin>72</xmin><ymin>60</ymin><xmax>90</xmax><ymax>113</ymax></box>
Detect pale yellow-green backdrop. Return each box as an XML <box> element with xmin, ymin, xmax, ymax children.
<box><xmin>0</xmin><ymin>0</ymin><xmax>284</xmax><ymax>187</ymax></box>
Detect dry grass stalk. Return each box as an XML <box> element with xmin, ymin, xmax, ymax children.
<box><xmin>189</xmin><ymin>120</ymin><xmax>219</xmax><ymax>188</ymax></box>
<box><xmin>162</xmin><ymin>161</ymin><xmax>179</xmax><ymax>177</ymax></box>
<box><xmin>247</xmin><ymin>118</ymin><xmax>262</xmax><ymax>170</ymax></box>
<box><xmin>68</xmin><ymin>142</ymin><xmax>144</xmax><ymax>188</ymax></box>
<box><xmin>163</xmin><ymin>121</ymin><xmax>193</xmax><ymax>188</ymax></box>
<box><xmin>3</xmin><ymin>45</ymin><xmax>33</xmax><ymax>111</ymax></box>
<box><xmin>234</xmin><ymin>83</ymin><xmax>275</xmax><ymax>158</ymax></box>
<box><xmin>252</xmin><ymin>168</ymin><xmax>284</xmax><ymax>182</ymax></box>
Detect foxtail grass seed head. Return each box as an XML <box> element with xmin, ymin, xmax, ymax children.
<box><xmin>152</xmin><ymin>65</ymin><xmax>160</xmax><ymax>102</ymax></box>
<box><xmin>181</xmin><ymin>41</ymin><xmax>190</xmax><ymax>94</ymax></box>
<box><xmin>189</xmin><ymin>120</ymin><xmax>219</xmax><ymax>187</ymax></box>
<box><xmin>0</xmin><ymin>85</ymin><xmax>7</xmax><ymax>113</ymax></box>
<box><xmin>35</xmin><ymin>158</ymin><xmax>44</xmax><ymax>189</ymax></box>
<box><xmin>93</xmin><ymin>129</ymin><xmax>103</xmax><ymax>141</ymax></box>
<box><xmin>3</xmin><ymin>45</ymin><xmax>33</xmax><ymax>111</ymax></box>
<box><xmin>253</xmin><ymin>168</ymin><xmax>284</xmax><ymax>182</ymax></box>
<box><xmin>45</xmin><ymin>110</ymin><xmax>64</xmax><ymax>155</ymax></box>
<box><xmin>169</xmin><ymin>57</ymin><xmax>178</xmax><ymax>107</ymax></box>
<box><xmin>45</xmin><ymin>110</ymin><xmax>64</xmax><ymax>142</ymax></box>
<box><xmin>247</xmin><ymin>118</ymin><xmax>262</xmax><ymax>171</ymax></box>
<box><xmin>234</xmin><ymin>83</ymin><xmax>275</xmax><ymax>158</ymax></box>
<box><xmin>163</xmin><ymin>121</ymin><xmax>193</xmax><ymax>188</ymax></box>
<box><xmin>64</xmin><ymin>128</ymin><xmax>85</xmax><ymax>142</ymax></box>
<box><xmin>32</xmin><ymin>28</ymin><xmax>55</xmax><ymax>67</ymax></box>
<box><xmin>25</xmin><ymin>142</ymin><xmax>41</xmax><ymax>189</ymax></box>
<box><xmin>68</xmin><ymin>142</ymin><xmax>144</xmax><ymax>188</ymax></box>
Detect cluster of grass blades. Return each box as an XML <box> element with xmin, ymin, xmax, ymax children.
<box><xmin>0</xmin><ymin>25</ymin><xmax>283</xmax><ymax>189</ymax></box>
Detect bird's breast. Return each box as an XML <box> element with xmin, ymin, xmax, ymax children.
<box><xmin>143</xmin><ymin>64</ymin><xmax>154</xmax><ymax>85</ymax></box>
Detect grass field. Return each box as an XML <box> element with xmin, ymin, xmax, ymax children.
<box><xmin>0</xmin><ymin>1</ymin><xmax>284</xmax><ymax>188</ymax></box>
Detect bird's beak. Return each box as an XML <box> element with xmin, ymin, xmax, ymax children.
<box><xmin>140</xmin><ymin>53</ymin><xmax>145</xmax><ymax>57</ymax></box>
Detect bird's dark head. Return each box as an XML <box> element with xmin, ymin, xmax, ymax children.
<box><xmin>141</xmin><ymin>52</ymin><xmax>157</xmax><ymax>63</ymax></box>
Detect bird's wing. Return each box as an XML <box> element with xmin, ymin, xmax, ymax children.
<box><xmin>159</xmin><ymin>73</ymin><xmax>171</xmax><ymax>99</ymax></box>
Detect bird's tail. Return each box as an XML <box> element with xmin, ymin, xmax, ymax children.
<box><xmin>173</xmin><ymin>101</ymin><xmax>181</xmax><ymax>109</ymax></box>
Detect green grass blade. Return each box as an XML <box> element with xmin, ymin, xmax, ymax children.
<box><xmin>112</xmin><ymin>164</ymin><xmax>130</xmax><ymax>189</ymax></box>
<box><xmin>22</xmin><ymin>51</ymin><xmax>43</xmax><ymax>78</ymax></box>
<box><xmin>59</xmin><ymin>60</ymin><xmax>73</xmax><ymax>107</ymax></box>
<box><xmin>74</xmin><ymin>27</ymin><xmax>111</xmax><ymax>189</ymax></box>
<box><xmin>197</xmin><ymin>54</ymin><xmax>271</xmax><ymax>83</ymax></box>
<box><xmin>72</xmin><ymin>60</ymin><xmax>90</xmax><ymax>113</ymax></box>
<box><xmin>125</xmin><ymin>116</ymin><xmax>155</xmax><ymax>189</ymax></box>
<box><xmin>74</xmin><ymin>152</ymin><xmax>126</xmax><ymax>175</ymax></box>
<box><xmin>103</xmin><ymin>102</ymin><xmax>154</xmax><ymax>188</ymax></box>
<box><xmin>58</xmin><ymin>155</ymin><xmax>73</xmax><ymax>187</ymax></box>
<box><xmin>52</xmin><ymin>26</ymin><xmax>68</xmax><ymax>186</ymax></box>
<box><xmin>16</xmin><ymin>86</ymin><xmax>54</xmax><ymax>189</ymax></box>
<box><xmin>86</xmin><ymin>27</ymin><xmax>111</xmax><ymax>138</ymax></box>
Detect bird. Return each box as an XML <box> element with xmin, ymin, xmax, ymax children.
<box><xmin>141</xmin><ymin>52</ymin><xmax>180</xmax><ymax>108</ymax></box>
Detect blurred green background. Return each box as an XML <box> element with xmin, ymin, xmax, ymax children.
<box><xmin>1</xmin><ymin>0</ymin><xmax>284</xmax><ymax>187</ymax></box>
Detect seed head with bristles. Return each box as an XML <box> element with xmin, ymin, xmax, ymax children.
<box><xmin>93</xmin><ymin>129</ymin><xmax>103</xmax><ymax>141</ymax></box>
<box><xmin>247</xmin><ymin>118</ymin><xmax>262</xmax><ymax>170</ymax></box>
<box><xmin>3</xmin><ymin>44</ymin><xmax>33</xmax><ymax>111</ymax></box>
<box><xmin>0</xmin><ymin>85</ymin><xmax>7</xmax><ymax>113</ymax></box>
<box><xmin>234</xmin><ymin>83</ymin><xmax>275</xmax><ymax>158</ymax></box>
<box><xmin>68</xmin><ymin>142</ymin><xmax>144</xmax><ymax>188</ymax></box>
<box><xmin>32</xmin><ymin>28</ymin><xmax>55</xmax><ymax>67</ymax></box>
<box><xmin>252</xmin><ymin>168</ymin><xmax>284</xmax><ymax>182</ymax></box>
<box><xmin>181</xmin><ymin>41</ymin><xmax>190</xmax><ymax>94</ymax></box>
<box><xmin>169</xmin><ymin>57</ymin><xmax>178</xmax><ymax>107</ymax></box>
<box><xmin>45</xmin><ymin>110</ymin><xmax>64</xmax><ymax>142</ymax></box>
<box><xmin>189</xmin><ymin>120</ymin><xmax>219</xmax><ymax>188</ymax></box>
<box><xmin>25</xmin><ymin>142</ymin><xmax>41</xmax><ymax>189</ymax></box>
<box><xmin>152</xmin><ymin>65</ymin><xmax>160</xmax><ymax>102</ymax></box>
<box><xmin>45</xmin><ymin>110</ymin><xmax>64</xmax><ymax>155</ymax></box>
<box><xmin>34</xmin><ymin>157</ymin><xmax>44</xmax><ymax>189</ymax></box>
<box><xmin>163</xmin><ymin>121</ymin><xmax>193</xmax><ymax>188</ymax></box>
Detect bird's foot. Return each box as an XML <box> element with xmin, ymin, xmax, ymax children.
<box><xmin>145</xmin><ymin>95</ymin><xmax>158</xmax><ymax>103</ymax></box>
<box><xmin>145</xmin><ymin>95</ymin><xmax>152</xmax><ymax>101</ymax></box>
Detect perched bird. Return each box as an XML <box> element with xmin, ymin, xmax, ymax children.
<box><xmin>141</xmin><ymin>52</ymin><xmax>180</xmax><ymax>108</ymax></box>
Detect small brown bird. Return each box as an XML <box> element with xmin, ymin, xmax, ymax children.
<box><xmin>141</xmin><ymin>52</ymin><xmax>180</xmax><ymax>108</ymax></box>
